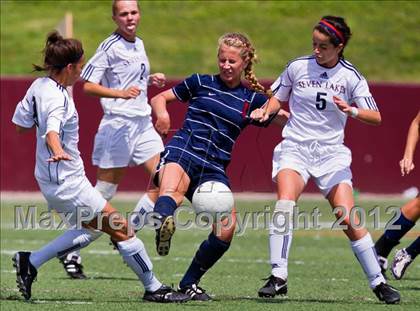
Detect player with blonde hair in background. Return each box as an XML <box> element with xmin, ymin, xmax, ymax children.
<box><xmin>251</xmin><ymin>15</ymin><xmax>400</xmax><ymax>304</ymax></box>
<box><xmin>60</xmin><ymin>0</ymin><xmax>166</xmax><ymax>278</ymax></box>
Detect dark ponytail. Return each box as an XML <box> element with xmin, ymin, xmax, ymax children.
<box><xmin>33</xmin><ymin>31</ymin><xmax>84</xmax><ymax>72</ymax></box>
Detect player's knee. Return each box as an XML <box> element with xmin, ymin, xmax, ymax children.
<box><xmin>95</xmin><ymin>180</ymin><xmax>118</xmax><ymax>201</ymax></box>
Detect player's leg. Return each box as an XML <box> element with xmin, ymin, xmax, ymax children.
<box><xmin>178</xmin><ymin>200</ymin><xmax>237</xmax><ymax>301</ymax></box>
<box><xmin>59</xmin><ymin>167</ymin><xmax>126</xmax><ymax>279</ymax></box>
<box><xmin>326</xmin><ymin>182</ymin><xmax>400</xmax><ymax>304</ymax></box>
<box><xmin>129</xmin><ymin>123</ymin><xmax>164</xmax><ymax>229</ymax></box>
<box><xmin>154</xmin><ymin>162</ymin><xmax>190</xmax><ymax>256</ymax></box>
<box><xmin>13</xmin><ymin>182</ymin><xmax>107</xmax><ymax>300</ymax></box>
<box><xmin>258</xmin><ymin>169</ymin><xmax>305</xmax><ymax>298</ymax></box>
<box><xmin>375</xmin><ymin>197</ymin><xmax>420</xmax><ymax>275</ymax></box>
<box><xmin>84</xmin><ymin>202</ymin><xmax>190</xmax><ymax>303</ymax></box>
<box><xmin>130</xmin><ymin>153</ymin><xmax>161</xmax><ymax>230</ymax></box>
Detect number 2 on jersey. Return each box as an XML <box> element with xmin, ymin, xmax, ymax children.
<box><xmin>315</xmin><ymin>92</ymin><xmax>327</xmax><ymax>110</ymax></box>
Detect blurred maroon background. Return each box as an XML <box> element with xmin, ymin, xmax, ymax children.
<box><xmin>1</xmin><ymin>78</ymin><xmax>418</xmax><ymax>193</ymax></box>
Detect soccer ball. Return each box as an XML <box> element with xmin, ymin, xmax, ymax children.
<box><xmin>192</xmin><ymin>181</ymin><xmax>234</xmax><ymax>221</ymax></box>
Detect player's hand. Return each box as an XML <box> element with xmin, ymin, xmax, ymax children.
<box><xmin>155</xmin><ymin>112</ymin><xmax>170</xmax><ymax>138</ymax></box>
<box><xmin>250</xmin><ymin>108</ymin><xmax>270</xmax><ymax>122</ymax></box>
<box><xmin>148</xmin><ymin>73</ymin><xmax>166</xmax><ymax>88</ymax></box>
<box><xmin>47</xmin><ymin>152</ymin><xmax>72</xmax><ymax>162</ymax></box>
<box><xmin>121</xmin><ymin>86</ymin><xmax>141</xmax><ymax>99</ymax></box>
<box><xmin>333</xmin><ymin>96</ymin><xmax>352</xmax><ymax>114</ymax></box>
<box><xmin>400</xmin><ymin>158</ymin><xmax>415</xmax><ymax>176</ymax></box>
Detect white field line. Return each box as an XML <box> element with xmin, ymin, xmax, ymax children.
<box><xmin>0</xmin><ymin>221</ymin><xmax>393</xmax><ymax>231</ymax></box>
<box><xmin>1</xmin><ymin>191</ymin><xmax>407</xmax><ymax>202</ymax></box>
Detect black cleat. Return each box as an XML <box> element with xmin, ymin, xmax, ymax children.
<box><xmin>155</xmin><ymin>215</ymin><xmax>175</xmax><ymax>256</ymax></box>
<box><xmin>178</xmin><ymin>283</ymin><xmax>212</xmax><ymax>301</ymax></box>
<box><xmin>258</xmin><ymin>275</ymin><xmax>287</xmax><ymax>298</ymax></box>
<box><xmin>373</xmin><ymin>282</ymin><xmax>400</xmax><ymax>304</ymax></box>
<box><xmin>12</xmin><ymin>252</ymin><xmax>38</xmax><ymax>300</ymax></box>
<box><xmin>59</xmin><ymin>253</ymin><xmax>87</xmax><ymax>279</ymax></box>
<box><xmin>143</xmin><ymin>285</ymin><xmax>191</xmax><ymax>303</ymax></box>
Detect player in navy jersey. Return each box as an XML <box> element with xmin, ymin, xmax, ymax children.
<box><xmin>149</xmin><ymin>32</ymin><xmax>276</xmax><ymax>300</ymax></box>
<box><xmin>251</xmin><ymin>16</ymin><xmax>400</xmax><ymax>304</ymax></box>
<box><xmin>61</xmin><ymin>0</ymin><xmax>166</xmax><ymax>279</ymax></box>
<box><xmin>375</xmin><ymin>110</ymin><xmax>420</xmax><ymax>280</ymax></box>
<box><xmin>11</xmin><ymin>31</ymin><xmax>190</xmax><ymax>303</ymax></box>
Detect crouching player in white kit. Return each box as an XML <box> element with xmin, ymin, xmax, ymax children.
<box><xmin>60</xmin><ymin>0</ymin><xmax>166</xmax><ymax>278</ymax></box>
<box><xmin>251</xmin><ymin>16</ymin><xmax>400</xmax><ymax>304</ymax></box>
<box><xmin>11</xmin><ymin>31</ymin><xmax>190</xmax><ymax>303</ymax></box>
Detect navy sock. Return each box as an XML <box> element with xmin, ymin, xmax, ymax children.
<box><xmin>375</xmin><ymin>234</ymin><xmax>399</xmax><ymax>258</ymax></box>
<box><xmin>153</xmin><ymin>196</ymin><xmax>177</xmax><ymax>217</ymax></box>
<box><xmin>384</xmin><ymin>212</ymin><xmax>415</xmax><ymax>242</ymax></box>
<box><xmin>406</xmin><ymin>236</ymin><xmax>420</xmax><ymax>259</ymax></box>
<box><xmin>179</xmin><ymin>233</ymin><xmax>230</xmax><ymax>288</ymax></box>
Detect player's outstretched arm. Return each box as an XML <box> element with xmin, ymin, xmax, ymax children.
<box><xmin>400</xmin><ymin>110</ymin><xmax>420</xmax><ymax>176</ymax></box>
<box><xmin>150</xmin><ymin>89</ymin><xmax>177</xmax><ymax>137</ymax></box>
<box><xmin>83</xmin><ymin>81</ymin><xmax>140</xmax><ymax>100</ymax></box>
<box><xmin>251</xmin><ymin>96</ymin><xmax>284</xmax><ymax>122</ymax></box>
<box><xmin>333</xmin><ymin>96</ymin><xmax>381</xmax><ymax>125</ymax></box>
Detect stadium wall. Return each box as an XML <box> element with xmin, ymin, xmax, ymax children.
<box><xmin>1</xmin><ymin>78</ymin><xmax>419</xmax><ymax>194</ymax></box>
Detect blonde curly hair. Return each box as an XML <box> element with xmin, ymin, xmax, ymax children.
<box><xmin>218</xmin><ymin>33</ymin><xmax>271</xmax><ymax>97</ymax></box>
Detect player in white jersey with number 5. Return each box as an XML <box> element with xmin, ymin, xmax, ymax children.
<box><xmin>11</xmin><ymin>31</ymin><xmax>189</xmax><ymax>303</ymax></box>
<box><xmin>251</xmin><ymin>16</ymin><xmax>400</xmax><ymax>304</ymax></box>
<box><xmin>60</xmin><ymin>0</ymin><xmax>166</xmax><ymax>278</ymax></box>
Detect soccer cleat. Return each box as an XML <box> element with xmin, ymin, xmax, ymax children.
<box><xmin>391</xmin><ymin>248</ymin><xmax>413</xmax><ymax>280</ymax></box>
<box><xmin>12</xmin><ymin>252</ymin><xmax>38</xmax><ymax>300</ymax></box>
<box><xmin>377</xmin><ymin>255</ymin><xmax>388</xmax><ymax>279</ymax></box>
<box><xmin>143</xmin><ymin>285</ymin><xmax>191</xmax><ymax>303</ymax></box>
<box><xmin>155</xmin><ymin>215</ymin><xmax>175</xmax><ymax>256</ymax></box>
<box><xmin>59</xmin><ymin>253</ymin><xmax>87</xmax><ymax>279</ymax></box>
<box><xmin>258</xmin><ymin>275</ymin><xmax>288</xmax><ymax>298</ymax></box>
<box><xmin>373</xmin><ymin>282</ymin><xmax>400</xmax><ymax>304</ymax></box>
<box><xmin>178</xmin><ymin>283</ymin><xmax>212</xmax><ymax>301</ymax></box>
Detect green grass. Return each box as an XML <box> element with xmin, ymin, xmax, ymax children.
<box><xmin>1</xmin><ymin>197</ymin><xmax>419</xmax><ymax>310</ymax></box>
<box><xmin>1</xmin><ymin>0</ymin><xmax>420</xmax><ymax>82</ymax></box>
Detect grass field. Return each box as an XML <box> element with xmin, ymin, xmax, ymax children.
<box><xmin>1</xmin><ymin>1</ymin><xmax>420</xmax><ymax>82</ymax></box>
<box><xmin>1</xmin><ymin>197</ymin><xmax>419</xmax><ymax>310</ymax></box>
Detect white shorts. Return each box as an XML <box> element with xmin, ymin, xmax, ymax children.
<box><xmin>92</xmin><ymin>115</ymin><xmax>164</xmax><ymax>168</ymax></box>
<box><xmin>272</xmin><ymin>139</ymin><xmax>353</xmax><ymax>197</ymax></box>
<box><xmin>38</xmin><ymin>176</ymin><xmax>106</xmax><ymax>227</ymax></box>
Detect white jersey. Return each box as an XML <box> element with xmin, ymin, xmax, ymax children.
<box><xmin>12</xmin><ymin>77</ymin><xmax>85</xmax><ymax>184</ymax></box>
<box><xmin>81</xmin><ymin>33</ymin><xmax>151</xmax><ymax>118</ymax></box>
<box><xmin>271</xmin><ymin>55</ymin><xmax>379</xmax><ymax>145</ymax></box>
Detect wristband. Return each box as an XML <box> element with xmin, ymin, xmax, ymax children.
<box><xmin>349</xmin><ymin>107</ymin><xmax>359</xmax><ymax>118</ymax></box>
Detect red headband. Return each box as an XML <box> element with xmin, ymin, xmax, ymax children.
<box><xmin>319</xmin><ymin>19</ymin><xmax>345</xmax><ymax>43</ymax></box>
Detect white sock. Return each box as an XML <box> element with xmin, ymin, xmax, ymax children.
<box><xmin>95</xmin><ymin>180</ymin><xmax>118</xmax><ymax>201</ymax></box>
<box><xmin>116</xmin><ymin>237</ymin><xmax>161</xmax><ymax>292</ymax></box>
<box><xmin>269</xmin><ymin>200</ymin><xmax>295</xmax><ymax>280</ymax></box>
<box><xmin>130</xmin><ymin>194</ymin><xmax>155</xmax><ymax>230</ymax></box>
<box><xmin>29</xmin><ymin>228</ymin><xmax>102</xmax><ymax>269</ymax></box>
<box><xmin>351</xmin><ymin>233</ymin><xmax>386</xmax><ymax>288</ymax></box>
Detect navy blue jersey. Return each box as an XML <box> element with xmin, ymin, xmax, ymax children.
<box><xmin>168</xmin><ymin>74</ymin><xmax>268</xmax><ymax>172</ymax></box>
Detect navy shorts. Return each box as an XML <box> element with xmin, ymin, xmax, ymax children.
<box><xmin>154</xmin><ymin>147</ymin><xmax>230</xmax><ymax>202</ymax></box>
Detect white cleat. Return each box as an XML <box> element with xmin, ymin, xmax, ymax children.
<box><xmin>391</xmin><ymin>248</ymin><xmax>413</xmax><ymax>280</ymax></box>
